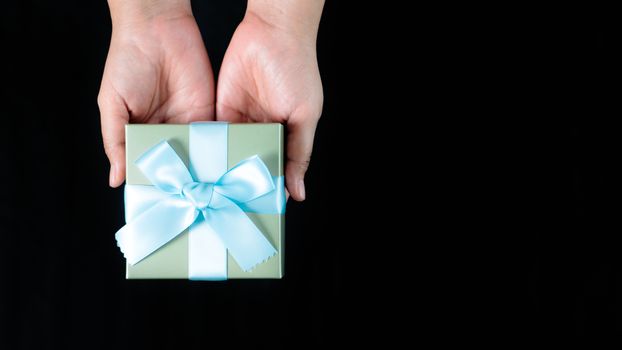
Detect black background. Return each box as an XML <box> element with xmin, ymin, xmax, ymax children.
<box><xmin>522</xmin><ymin>8</ymin><xmax>619</xmax><ymax>338</ymax></box>
<box><xmin>6</xmin><ymin>0</ymin><xmax>619</xmax><ymax>344</ymax></box>
<box><xmin>0</xmin><ymin>1</ymin><xmax>385</xmax><ymax>348</ymax></box>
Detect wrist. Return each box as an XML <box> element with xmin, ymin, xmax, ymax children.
<box><xmin>108</xmin><ymin>0</ymin><xmax>193</xmax><ymax>28</ymax></box>
<box><xmin>245</xmin><ymin>0</ymin><xmax>324</xmax><ymax>43</ymax></box>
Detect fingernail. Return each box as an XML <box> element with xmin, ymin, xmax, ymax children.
<box><xmin>297</xmin><ymin>180</ymin><xmax>306</xmax><ymax>200</ymax></box>
<box><xmin>109</xmin><ymin>163</ymin><xmax>117</xmax><ymax>187</ymax></box>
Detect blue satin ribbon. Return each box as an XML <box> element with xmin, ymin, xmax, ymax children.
<box><xmin>116</xmin><ymin>122</ymin><xmax>284</xmax><ymax>280</ymax></box>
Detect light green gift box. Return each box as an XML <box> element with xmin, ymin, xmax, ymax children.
<box><xmin>124</xmin><ymin>123</ymin><xmax>284</xmax><ymax>279</ymax></box>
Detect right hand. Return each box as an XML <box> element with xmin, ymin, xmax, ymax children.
<box><xmin>98</xmin><ymin>1</ymin><xmax>215</xmax><ymax>187</ymax></box>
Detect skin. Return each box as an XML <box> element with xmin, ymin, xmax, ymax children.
<box><xmin>99</xmin><ymin>0</ymin><xmax>324</xmax><ymax>201</ymax></box>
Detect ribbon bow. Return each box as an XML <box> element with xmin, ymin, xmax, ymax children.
<box><xmin>116</xmin><ymin>136</ymin><xmax>279</xmax><ymax>279</ymax></box>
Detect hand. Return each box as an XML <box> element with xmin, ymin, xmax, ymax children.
<box><xmin>216</xmin><ymin>1</ymin><xmax>325</xmax><ymax>201</ymax></box>
<box><xmin>98</xmin><ymin>0</ymin><xmax>215</xmax><ymax>187</ymax></box>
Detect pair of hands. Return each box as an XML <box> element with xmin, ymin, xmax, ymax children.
<box><xmin>98</xmin><ymin>0</ymin><xmax>324</xmax><ymax>201</ymax></box>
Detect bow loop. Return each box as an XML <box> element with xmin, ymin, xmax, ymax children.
<box><xmin>135</xmin><ymin>141</ymin><xmax>193</xmax><ymax>194</ymax></box>
<box><xmin>215</xmin><ymin>155</ymin><xmax>275</xmax><ymax>203</ymax></box>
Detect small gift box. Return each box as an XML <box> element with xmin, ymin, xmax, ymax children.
<box><xmin>115</xmin><ymin>122</ymin><xmax>285</xmax><ymax>280</ymax></box>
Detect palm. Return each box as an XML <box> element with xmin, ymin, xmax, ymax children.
<box><xmin>216</xmin><ymin>15</ymin><xmax>322</xmax><ymax>123</ymax></box>
<box><xmin>99</xmin><ymin>14</ymin><xmax>215</xmax><ymax>187</ymax></box>
<box><xmin>216</xmin><ymin>14</ymin><xmax>323</xmax><ymax>201</ymax></box>
<box><xmin>101</xmin><ymin>15</ymin><xmax>214</xmax><ymax>124</ymax></box>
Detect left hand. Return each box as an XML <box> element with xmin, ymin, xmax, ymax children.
<box><xmin>216</xmin><ymin>10</ymin><xmax>323</xmax><ymax>201</ymax></box>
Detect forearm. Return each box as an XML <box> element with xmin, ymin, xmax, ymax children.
<box><xmin>107</xmin><ymin>0</ymin><xmax>193</xmax><ymax>27</ymax></box>
<box><xmin>246</xmin><ymin>0</ymin><xmax>325</xmax><ymax>42</ymax></box>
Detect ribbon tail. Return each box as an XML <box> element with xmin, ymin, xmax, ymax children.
<box><xmin>203</xmin><ymin>199</ymin><xmax>277</xmax><ymax>272</ymax></box>
<box><xmin>188</xmin><ymin>218</ymin><xmax>228</xmax><ymax>281</ymax></box>
<box><xmin>236</xmin><ymin>176</ymin><xmax>286</xmax><ymax>214</ymax></box>
<box><xmin>116</xmin><ymin>196</ymin><xmax>199</xmax><ymax>265</ymax></box>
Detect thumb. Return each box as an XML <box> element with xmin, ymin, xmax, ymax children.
<box><xmin>98</xmin><ymin>91</ymin><xmax>129</xmax><ymax>188</ymax></box>
<box><xmin>286</xmin><ymin>108</ymin><xmax>320</xmax><ymax>201</ymax></box>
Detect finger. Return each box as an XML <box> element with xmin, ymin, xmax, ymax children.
<box><xmin>98</xmin><ymin>91</ymin><xmax>129</xmax><ymax>188</ymax></box>
<box><xmin>286</xmin><ymin>108</ymin><xmax>320</xmax><ymax>201</ymax></box>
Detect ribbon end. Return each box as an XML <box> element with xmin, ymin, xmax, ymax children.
<box><xmin>239</xmin><ymin>246</ymin><xmax>278</xmax><ymax>272</ymax></box>
<box><xmin>115</xmin><ymin>232</ymin><xmax>135</xmax><ymax>266</ymax></box>
<box><xmin>114</xmin><ymin>228</ymin><xmax>147</xmax><ymax>266</ymax></box>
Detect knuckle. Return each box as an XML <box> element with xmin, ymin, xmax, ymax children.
<box><xmin>96</xmin><ymin>93</ymin><xmax>105</xmax><ymax>109</ymax></box>
<box><xmin>289</xmin><ymin>158</ymin><xmax>311</xmax><ymax>171</ymax></box>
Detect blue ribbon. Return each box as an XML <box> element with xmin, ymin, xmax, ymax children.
<box><xmin>116</xmin><ymin>122</ymin><xmax>284</xmax><ymax>280</ymax></box>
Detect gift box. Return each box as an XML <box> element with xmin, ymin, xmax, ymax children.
<box><xmin>116</xmin><ymin>122</ymin><xmax>285</xmax><ymax>280</ymax></box>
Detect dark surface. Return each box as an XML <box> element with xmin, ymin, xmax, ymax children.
<box><xmin>524</xmin><ymin>9</ymin><xmax>618</xmax><ymax>338</ymax></box>
<box><xmin>0</xmin><ymin>1</ymin><xmax>373</xmax><ymax>348</ymax></box>
<box><xmin>3</xmin><ymin>1</ymin><xmax>620</xmax><ymax>344</ymax></box>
